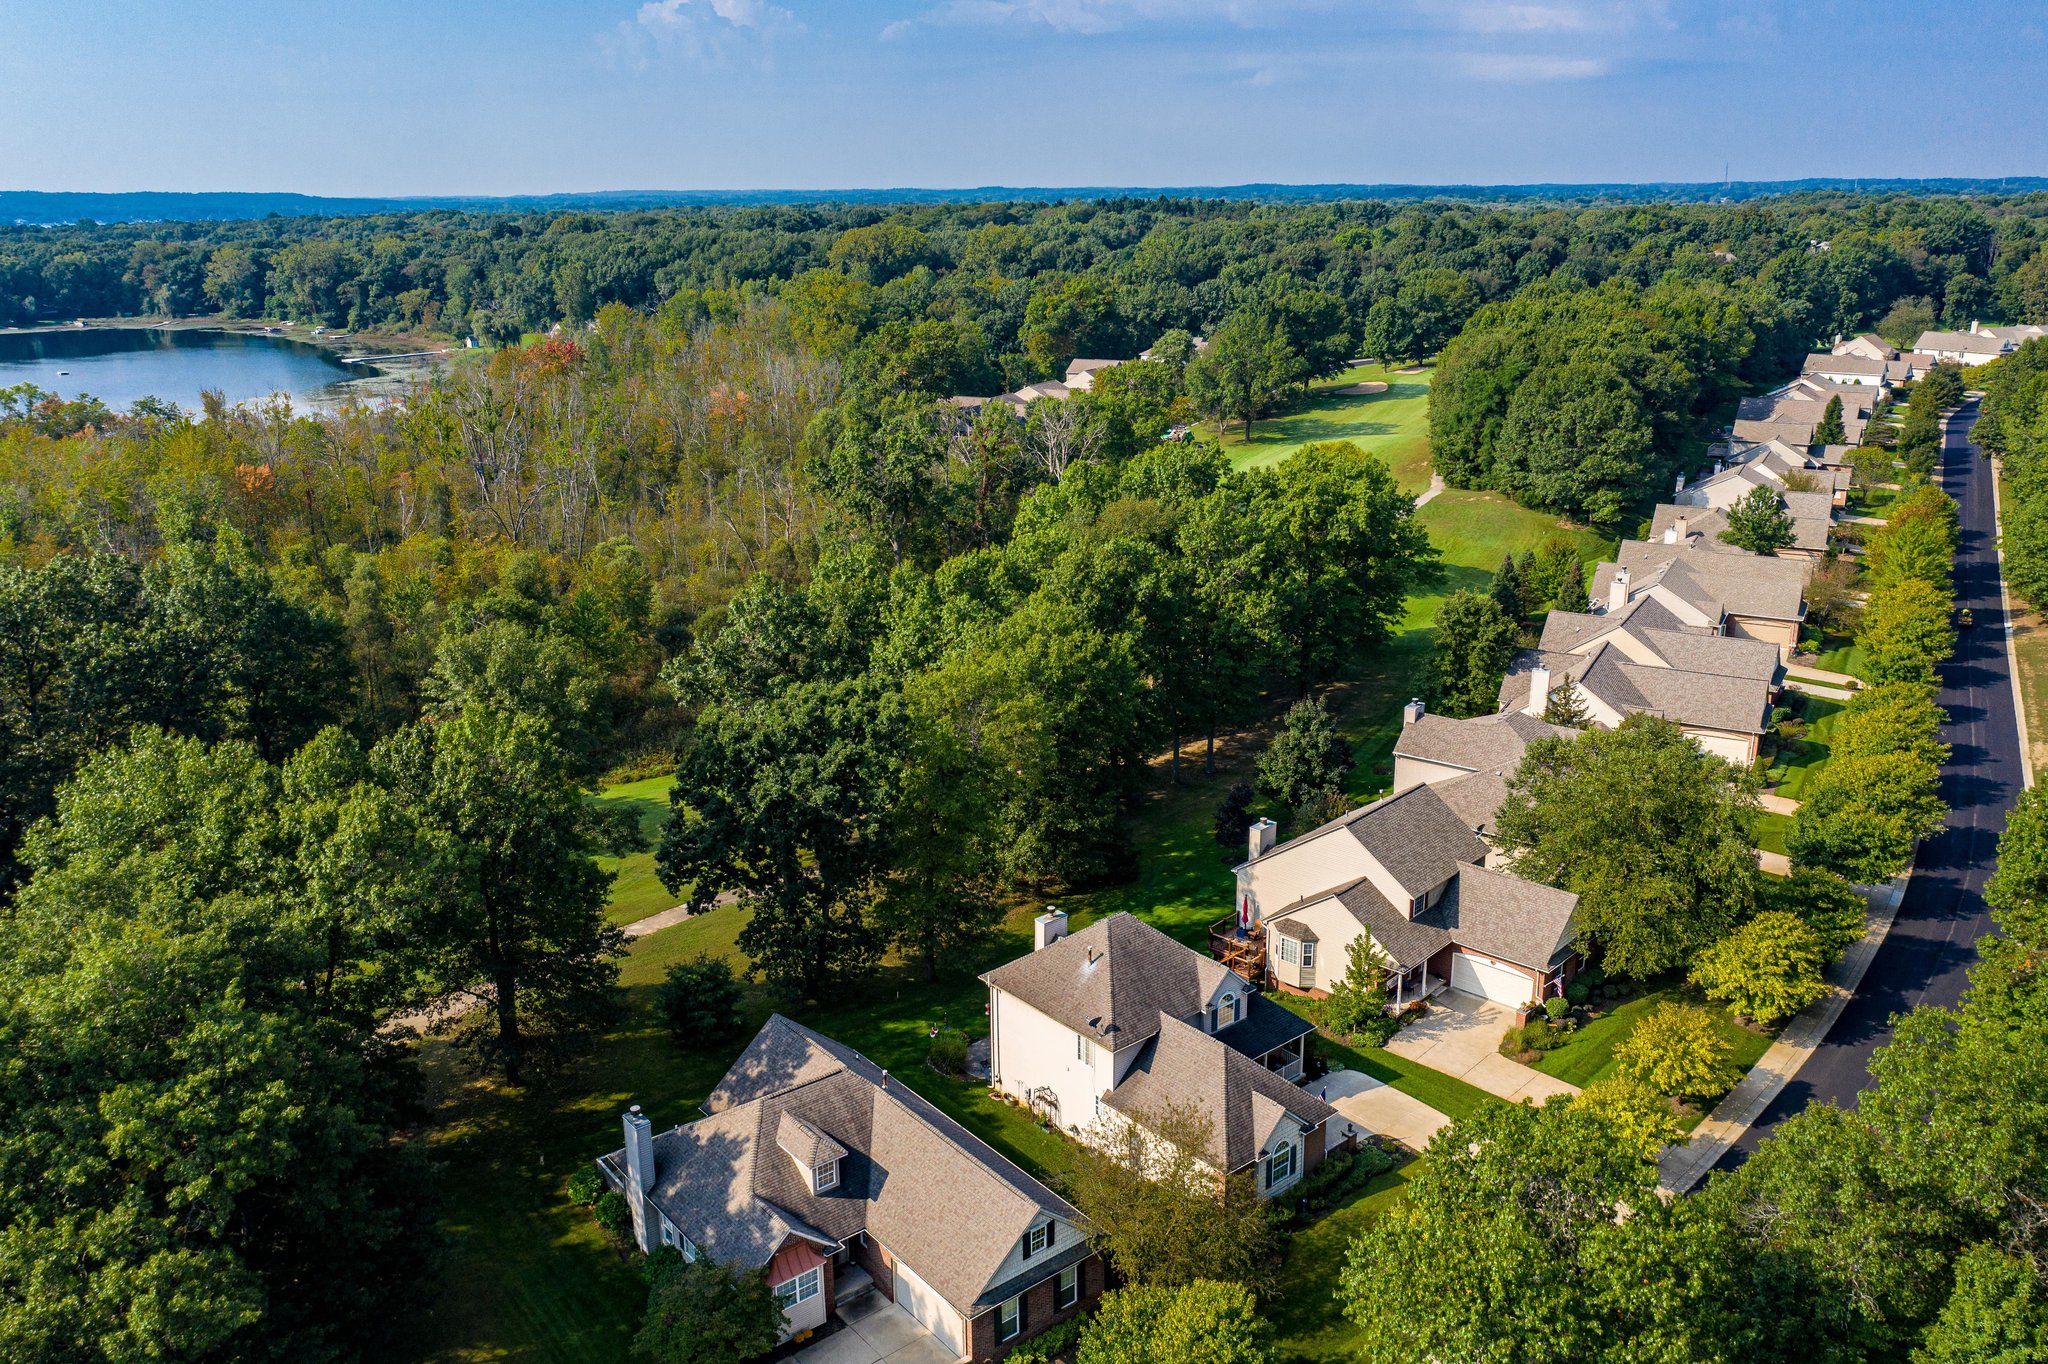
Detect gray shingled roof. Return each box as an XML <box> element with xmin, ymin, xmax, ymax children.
<box><xmin>1431</xmin><ymin>768</ymin><xmax>1513</xmax><ymax>835</ymax></box>
<box><xmin>1219</xmin><ymin>991</ymin><xmax>1316</xmax><ymax>1063</ymax></box>
<box><xmin>1500</xmin><ymin>639</ymin><xmax>1769</xmax><ymax>735</ymax></box>
<box><xmin>1333</xmin><ymin>879</ymin><xmax>1454</xmax><ymax>969</ymax></box>
<box><xmin>1343</xmin><ymin>783</ymin><xmax>1489</xmax><ymax>898</ymax></box>
<box><xmin>620</xmin><ymin>1016</ymin><xmax>1077</xmax><ymax>1317</ymax></box>
<box><xmin>1601</xmin><ymin>540</ymin><xmax>1808</xmax><ymax>621</ymax></box>
<box><xmin>1538</xmin><ymin>596</ymin><xmax>1700</xmax><ymax>653</ymax></box>
<box><xmin>1103</xmin><ymin>1014</ymin><xmax>1337</xmax><ymax>1172</ymax></box>
<box><xmin>1805</xmin><ymin>351</ymin><xmax>1888</xmax><ymax>376</ymax></box>
<box><xmin>776</xmin><ymin>1111</ymin><xmax>848</xmax><ymax>1169</ymax></box>
<box><xmin>1635</xmin><ymin>628</ymin><xmax>1781</xmax><ymax>681</ymax></box>
<box><xmin>1271</xmin><ymin>918</ymin><xmax>1318</xmax><ymax>941</ymax></box>
<box><xmin>980</xmin><ymin>912</ymin><xmax>1235</xmax><ymax>1049</ymax></box>
<box><xmin>1394</xmin><ymin>710</ymin><xmax>1571</xmax><ymax>775</ymax></box>
<box><xmin>1416</xmin><ymin>865</ymin><xmax>1580</xmax><ymax>971</ymax></box>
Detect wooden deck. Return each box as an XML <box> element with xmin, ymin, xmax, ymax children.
<box><xmin>1209</xmin><ymin>915</ymin><xmax>1266</xmax><ymax>981</ymax></box>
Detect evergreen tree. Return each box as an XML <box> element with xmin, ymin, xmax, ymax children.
<box><xmin>1430</xmin><ymin>590</ymin><xmax>1519</xmax><ymax>718</ymax></box>
<box><xmin>1554</xmin><ymin>560</ymin><xmax>1591</xmax><ymax>613</ymax></box>
<box><xmin>1515</xmin><ymin>549</ymin><xmax>1541</xmax><ymax>616</ymax></box>
<box><xmin>1542</xmin><ymin>676</ymin><xmax>1590</xmax><ymax>727</ymax></box>
<box><xmin>1813</xmin><ymin>394</ymin><xmax>1846</xmax><ymax>447</ymax></box>
<box><xmin>1490</xmin><ymin>553</ymin><xmax>1525</xmax><ymax>619</ymax></box>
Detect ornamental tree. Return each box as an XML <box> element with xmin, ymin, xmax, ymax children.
<box><xmin>1689</xmin><ymin>911</ymin><xmax>1832</xmax><ymax>1025</ymax></box>
<box><xmin>636</xmin><ymin>1256</ymin><xmax>785</xmax><ymax>1364</ymax></box>
<box><xmin>1719</xmin><ymin>486</ymin><xmax>1796</xmax><ymax>554</ymax></box>
<box><xmin>1613</xmin><ymin>1002</ymin><xmax>1738</xmax><ymax>1102</ymax></box>
<box><xmin>1788</xmin><ymin>751</ymin><xmax>1947</xmax><ymax>885</ymax></box>
<box><xmin>1428</xmin><ymin>590</ymin><xmax>1519</xmax><ymax>719</ymax></box>
<box><xmin>1078</xmin><ymin>1282</ymin><xmax>1274</xmax><ymax>1364</ymax></box>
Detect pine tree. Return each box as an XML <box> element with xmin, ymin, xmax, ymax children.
<box><xmin>1515</xmin><ymin>549</ymin><xmax>1541</xmax><ymax>617</ymax></box>
<box><xmin>1490</xmin><ymin>554</ymin><xmax>1525</xmax><ymax>619</ymax></box>
<box><xmin>1543</xmin><ymin>676</ymin><xmax>1591</xmax><ymax>728</ymax></box>
<box><xmin>1554</xmin><ymin>561</ymin><xmax>1591</xmax><ymax>613</ymax></box>
<box><xmin>1812</xmin><ymin>394</ymin><xmax>1846</xmax><ymax>447</ymax></box>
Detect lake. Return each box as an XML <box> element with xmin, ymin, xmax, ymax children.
<box><xmin>0</xmin><ymin>326</ymin><xmax>384</xmax><ymax>413</ymax></box>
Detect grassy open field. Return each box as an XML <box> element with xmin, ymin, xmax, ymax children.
<box><xmin>401</xmin><ymin>422</ymin><xmax>1618</xmax><ymax>1364</ymax></box>
<box><xmin>1206</xmin><ymin>362</ymin><xmax>1435</xmax><ymax>492</ymax></box>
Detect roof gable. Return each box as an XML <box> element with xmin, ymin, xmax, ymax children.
<box><xmin>980</xmin><ymin>912</ymin><xmax>1238</xmax><ymax>1048</ymax></box>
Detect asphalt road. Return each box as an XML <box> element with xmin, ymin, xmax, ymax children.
<box><xmin>1713</xmin><ymin>400</ymin><xmax>2024</xmax><ymax>1172</ymax></box>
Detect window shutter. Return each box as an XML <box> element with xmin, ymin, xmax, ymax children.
<box><xmin>1045</xmin><ymin>1222</ymin><xmax>1056</xmax><ymax>1248</ymax></box>
<box><xmin>1021</xmin><ymin>1231</ymin><xmax>1032</xmax><ymax>1260</ymax></box>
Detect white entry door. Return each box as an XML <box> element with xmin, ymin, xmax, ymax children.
<box><xmin>893</xmin><ymin>1260</ymin><xmax>966</xmax><ymax>1358</ymax></box>
<box><xmin>1449</xmin><ymin>952</ymin><xmax>1534</xmax><ymax>1005</ymax></box>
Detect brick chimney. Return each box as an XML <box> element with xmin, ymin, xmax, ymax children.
<box><xmin>1524</xmin><ymin>664</ymin><xmax>1552</xmax><ymax>717</ymax></box>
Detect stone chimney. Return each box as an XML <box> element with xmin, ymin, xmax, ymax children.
<box><xmin>1402</xmin><ymin>698</ymin><xmax>1426</xmax><ymax>726</ymax></box>
<box><xmin>1033</xmin><ymin>907</ymin><xmax>1069</xmax><ymax>952</ymax></box>
<box><xmin>1249</xmin><ymin>818</ymin><xmax>1278</xmax><ymax>862</ymax></box>
<box><xmin>623</xmin><ymin>1105</ymin><xmax>656</xmax><ymax>1252</ymax></box>
<box><xmin>1606</xmin><ymin>566</ymin><xmax>1630</xmax><ymax>614</ymax></box>
<box><xmin>1525</xmin><ymin>665</ymin><xmax>1552</xmax><ymax>717</ymax></box>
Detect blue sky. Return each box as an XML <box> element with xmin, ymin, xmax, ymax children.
<box><xmin>3</xmin><ymin>1</ymin><xmax>2043</xmax><ymax>194</ymax></box>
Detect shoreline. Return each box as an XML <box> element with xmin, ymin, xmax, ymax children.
<box><xmin>0</xmin><ymin>314</ymin><xmax>461</xmax><ymax>410</ymax></box>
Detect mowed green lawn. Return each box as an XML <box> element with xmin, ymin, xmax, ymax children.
<box><xmin>1531</xmin><ymin>986</ymin><xmax>1774</xmax><ymax>1118</ymax></box>
<box><xmin>402</xmin><ymin>433</ymin><xmax>1618</xmax><ymax>1364</ymax></box>
<box><xmin>593</xmin><ymin>775</ymin><xmax>679</xmax><ymax>926</ymax></box>
<box><xmin>1207</xmin><ymin>363</ymin><xmax>1435</xmax><ymax>493</ymax></box>
<box><xmin>1267</xmin><ymin>1164</ymin><xmax>1416</xmax><ymax>1363</ymax></box>
<box><xmin>1770</xmin><ymin>696</ymin><xmax>1845</xmax><ymax>802</ymax></box>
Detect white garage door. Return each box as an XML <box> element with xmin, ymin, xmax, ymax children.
<box><xmin>894</xmin><ymin>1260</ymin><xmax>966</xmax><ymax>1358</ymax></box>
<box><xmin>1449</xmin><ymin>952</ymin><xmax>1535</xmax><ymax>1005</ymax></box>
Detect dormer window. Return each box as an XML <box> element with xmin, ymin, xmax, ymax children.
<box><xmin>1410</xmin><ymin>892</ymin><xmax>1427</xmax><ymax>916</ymax></box>
<box><xmin>1218</xmin><ymin>992</ymin><xmax>1239</xmax><ymax>1027</ymax></box>
<box><xmin>813</xmin><ymin>1159</ymin><xmax>839</xmax><ymax>1193</ymax></box>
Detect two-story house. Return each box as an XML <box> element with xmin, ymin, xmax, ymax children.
<box><xmin>599</xmin><ymin>1016</ymin><xmax>1102</xmax><ymax>1363</ymax></box>
<box><xmin>1225</xmin><ymin>773</ymin><xmax>1581</xmax><ymax>1009</ymax></box>
<box><xmin>981</xmin><ymin>912</ymin><xmax>1343</xmax><ymax>1199</ymax></box>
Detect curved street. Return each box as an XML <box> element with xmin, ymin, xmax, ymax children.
<box><xmin>1713</xmin><ymin>398</ymin><xmax>2025</xmax><ymax>1172</ymax></box>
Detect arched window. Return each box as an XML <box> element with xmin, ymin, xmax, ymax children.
<box><xmin>1220</xmin><ymin>992</ymin><xmax>1239</xmax><ymax>1027</ymax></box>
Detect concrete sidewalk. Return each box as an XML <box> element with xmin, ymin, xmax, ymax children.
<box><xmin>1657</xmin><ymin>868</ymin><xmax>1911</xmax><ymax>1193</ymax></box>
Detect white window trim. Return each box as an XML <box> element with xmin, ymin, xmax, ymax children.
<box><xmin>997</xmin><ymin>1295</ymin><xmax>1022</xmax><ymax>1342</ymax></box>
<box><xmin>1301</xmin><ymin>941</ymin><xmax>1316</xmax><ymax>970</ymax></box>
<box><xmin>776</xmin><ymin>1266</ymin><xmax>822</xmax><ymax>1309</ymax></box>
<box><xmin>1026</xmin><ymin>1223</ymin><xmax>1050</xmax><ymax>1256</ymax></box>
<box><xmin>1265</xmin><ymin>1139</ymin><xmax>1299</xmax><ymax>1190</ymax></box>
<box><xmin>1056</xmin><ymin>1264</ymin><xmax>1080</xmax><ymax>1311</ymax></box>
<box><xmin>1276</xmin><ymin>937</ymin><xmax>1298</xmax><ymax>965</ymax></box>
<box><xmin>1220</xmin><ymin>992</ymin><xmax>1238</xmax><ymax>1026</ymax></box>
<box><xmin>1075</xmin><ymin>1032</ymin><xmax>1088</xmax><ymax>1062</ymax></box>
<box><xmin>814</xmin><ymin>1158</ymin><xmax>838</xmax><ymax>1193</ymax></box>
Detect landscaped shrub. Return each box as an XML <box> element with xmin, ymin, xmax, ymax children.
<box><xmin>657</xmin><ymin>955</ymin><xmax>746</xmax><ymax>1046</ymax></box>
<box><xmin>1542</xmin><ymin>996</ymin><xmax>1571</xmax><ymax>1020</ymax></box>
<box><xmin>1279</xmin><ymin>1145</ymin><xmax>1400</xmax><ymax>1225</ymax></box>
<box><xmin>1007</xmin><ymin>1317</ymin><xmax>1084</xmax><ymax>1364</ymax></box>
<box><xmin>643</xmin><ymin>1244</ymin><xmax>685</xmax><ymax>1284</ymax></box>
<box><xmin>1501</xmin><ymin>1018</ymin><xmax>1571</xmax><ymax>1057</ymax></box>
<box><xmin>567</xmin><ymin>1165</ymin><xmax>604</xmax><ymax>1208</ymax></box>
<box><xmin>1565</xmin><ymin>982</ymin><xmax>1589</xmax><ymax>1006</ymax></box>
<box><xmin>593</xmin><ymin>1190</ymin><xmax>631</xmax><ymax>1237</ymax></box>
<box><xmin>928</xmin><ymin>1029</ymin><xmax>970</xmax><ymax>1076</ymax></box>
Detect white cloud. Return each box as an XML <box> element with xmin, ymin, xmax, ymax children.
<box><xmin>1459</xmin><ymin>52</ymin><xmax>1609</xmax><ymax>80</ymax></box>
<box><xmin>880</xmin><ymin>18</ymin><xmax>914</xmax><ymax>39</ymax></box>
<box><xmin>1456</xmin><ymin>4</ymin><xmax>1595</xmax><ymax>33</ymax></box>
<box><xmin>926</xmin><ymin>0</ymin><xmax>1329</xmax><ymax>36</ymax></box>
<box><xmin>605</xmin><ymin>0</ymin><xmax>799</xmax><ymax>65</ymax></box>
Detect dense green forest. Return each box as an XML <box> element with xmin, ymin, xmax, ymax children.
<box><xmin>0</xmin><ymin>192</ymin><xmax>2041</xmax><ymax>1361</ymax></box>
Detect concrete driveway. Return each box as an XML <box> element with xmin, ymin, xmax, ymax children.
<box><xmin>1318</xmin><ymin>1068</ymin><xmax>1450</xmax><ymax>1151</ymax></box>
<box><xmin>1382</xmin><ymin>991</ymin><xmax>1580</xmax><ymax>1105</ymax></box>
<box><xmin>791</xmin><ymin>1295</ymin><xmax>957</xmax><ymax>1364</ymax></box>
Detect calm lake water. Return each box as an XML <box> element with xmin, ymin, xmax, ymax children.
<box><xmin>0</xmin><ymin>327</ymin><xmax>380</xmax><ymax>413</ymax></box>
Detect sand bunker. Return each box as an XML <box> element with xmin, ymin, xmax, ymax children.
<box><xmin>1330</xmin><ymin>381</ymin><xmax>1390</xmax><ymax>396</ymax></box>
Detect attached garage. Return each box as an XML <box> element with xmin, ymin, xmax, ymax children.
<box><xmin>1448</xmin><ymin>951</ymin><xmax>1536</xmax><ymax>1006</ymax></box>
<box><xmin>893</xmin><ymin>1259</ymin><xmax>966</xmax><ymax>1359</ymax></box>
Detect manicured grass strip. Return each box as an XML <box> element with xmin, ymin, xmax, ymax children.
<box><xmin>1771</xmin><ymin>696</ymin><xmax>1845</xmax><ymax>802</ymax></box>
<box><xmin>1269</xmin><ymin>1164</ymin><xmax>1415</xmax><ymax>1363</ymax></box>
<box><xmin>1810</xmin><ymin>641</ymin><xmax>1873</xmax><ymax>682</ymax></box>
<box><xmin>593</xmin><ymin>774</ymin><xmax>681</xmax><ymax>926</ymax></box>
<box><xmin>1755</xmin><ymin>810</ymin><xmax>1793</xmax><ymax>857</ymax></box>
